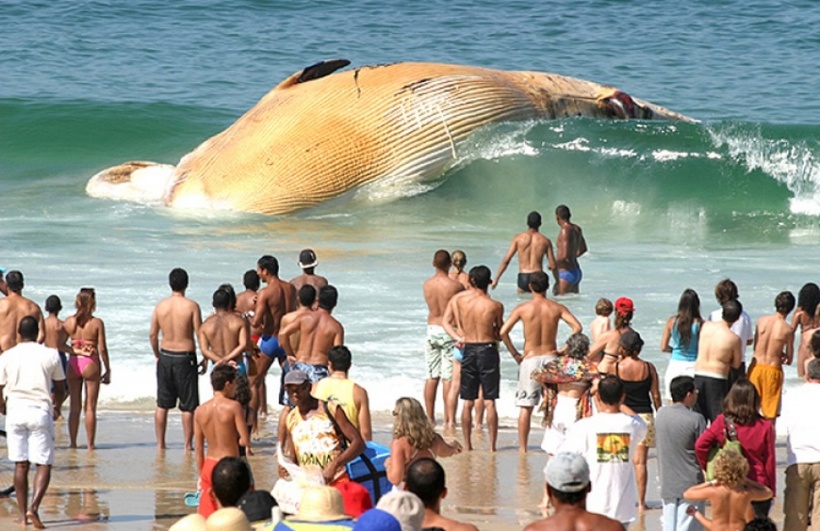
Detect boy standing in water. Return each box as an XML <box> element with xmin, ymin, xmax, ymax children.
<box><xmin>43</xmin><ymin>295</ymin><xmax>70</xmax><ymax>419</ymax></box>
<box><xmin>748</xmin><ymin>291</ymin><xmax>795</xmax><ymax>421</ymax></box>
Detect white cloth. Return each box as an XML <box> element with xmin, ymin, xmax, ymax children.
<box><xmin>664</xmin><ymin>358</ymin><xmax>696</xmax><ymax>400</ymax></box>
<box><xmin>7</xmin><ymin>404</ymin><xmax>55</xmax><ymax>465</ymax></box>
<box><xmin>783</xmin><ymin>382</ymin><xmax>820</xmax><ymax>466</ymax></box>
<box><xmin>541</xmin><ymin>394</ymin><xmax>580</xmax><ymax>454</ymax></box>
<box><xmin>0</xmin><ymin>341</ymin><xmax>65</xmax><ymax>412</ymax></box>
<box><xmin>515</xmin><ymin>354</ymin><xmax>553</xmax><ymax>407</ymax></box>
<box><xmin>709</xmin><ymin>309</ymin><xmax>753</xmax><ymax>360</ymax></box>
<box><xmin>560</xmin><ymin>411</ymin><xmax>647</xmax><ymax>523</ymax></box>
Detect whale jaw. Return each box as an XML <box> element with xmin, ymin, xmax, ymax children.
<box><xmin>85</xmin><ymin>161</ymin><xmax>178</xmax><ymax>205</ymax></box>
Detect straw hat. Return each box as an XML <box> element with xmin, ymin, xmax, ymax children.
<box><xmin>206</xmin><ymin>507</ymin><xmax>252</xmax><ymax>531</ymax></box>
<box><xmin>289</xmin><ymin>485</ymin><xmax>351</xmax><ymax>522</ymax></box>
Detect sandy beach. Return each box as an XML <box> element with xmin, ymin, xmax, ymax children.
<box><xmin>0</xmin><ymin>408</ymin><xmax>789</xmax><ymax>530</ymax></box>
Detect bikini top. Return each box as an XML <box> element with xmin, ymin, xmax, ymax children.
<box><xmin>616</xmin><ymin>361</ymin><xmax>654</xmax><ymax>414</ymax></box>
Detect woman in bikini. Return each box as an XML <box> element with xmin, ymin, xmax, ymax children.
<box><xmin>791</xmin><ymin>283</ymin><xmax>820</xmax><ymax>378</ymax></box>
<box><xmin>385</xmin><ymin>397</ymin><xmax>461</xmax><ymax>487</ymax></box>
<box><xmin>448</xmin><ymin>250</ymin><xmax>470</xmax><ymax>289</ymax></box>
<box><xmin>63</xmin><ymin>287</ymin><xmax>111</xmax><ymax>450</ymax></box>
<box><xmin>588</xmin><ymin>296</ymin><xmax>635</xmax><ymax>374</ymax></box>
<box><xmin>609</xmin><ymin>330</ymin><xmax>662</xmax><ymax>512</ymax></box>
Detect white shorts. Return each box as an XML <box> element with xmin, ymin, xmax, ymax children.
<box><xmin>664</xmin><ymin>358</ymin><xmax>696</xmax><ymax>400</ymax></box>
<box><xmin>7</xmin><ymin>404</ymin><xmax>55</xmax><ymax>465</ymax></box>
<box><xmin>516</xmin><ymin>355</ymin><xmax>553</xmax><ymax>407</ymax></box>
<box><xmin>541</xmin><ymin>394</ymin><xmax>579</xmax><ymax>455</ymax></box>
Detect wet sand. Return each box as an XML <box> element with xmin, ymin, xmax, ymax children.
<box><xmin>0</xmin><ymin>410</ymin><xmax>787</xmax><ymax>530</ymax></box>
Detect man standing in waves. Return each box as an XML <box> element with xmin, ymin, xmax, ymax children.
<box><xmin>150</xmin><ymin>267</ymin><xmax>204</xmax><ymax>452</ymax></box>
<box><xmin>554</xmin><ymin>205</ymin><xmax>587</xmax><ymax>295</ymax></box>
<box><xmin>443</xmin><ymin>265</ymin><xmax>504</xmax><ymax>452</ymax></box>
<box><xmin>0</xmin><ymin>316</ymin><xmax>66</xmax><ymax>528</ymax></box>
<box><xmin>422</xmin><ymin>250</ymin><xmax>464</xmax><ymax>427</ymax></box>
<box><xmin>492</xmin><ymin>211</ymin><xmax>556</xmax><ymax>293</ymax></box>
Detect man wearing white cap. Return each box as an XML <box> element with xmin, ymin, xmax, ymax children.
<box><xmin>525</xmin><ymin>452</ymin><xmax>624</xmax><ymax>531</ymax></box>
<box><xmin>290</xmin><ymin>249</ymin><xmax>328</xmax><ymax>295</ymax></box>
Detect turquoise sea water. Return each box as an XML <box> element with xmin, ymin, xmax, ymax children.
<box><xmin>1</xmin><ymin>0</ymin><xmax>819</xmax><ymax>418</ymax></box>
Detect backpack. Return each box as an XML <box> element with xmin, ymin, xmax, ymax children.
<box><xmin>705</xmin><ymin>416</ymin><xmax>742</xmax><ymax>481</ymax></box>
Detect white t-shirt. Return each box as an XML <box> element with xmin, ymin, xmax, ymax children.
<box><xmin>783</xmin><ymin>383</ymin><xmax>820</xmax><ymax>466</ymax></box>
<box><xmin>560</xmin><ymin>411</ymin><xmax>647</xmax><ymax>523</ymax></box>
<box><xmin>709</xmin><ymin>309</ymin><xmax>753</xmax><ymax>359</ymax></box>
<box><xmin>0</xmin><ymin>341</ymin><xmax>66</xmax><ymax>413</ymax></box>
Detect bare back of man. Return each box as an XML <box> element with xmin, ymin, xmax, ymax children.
<box><xmin>457</xmin><ymin>293</ymin><xmax>503</xmax><ymax>344</ymax></box>
<box><xmin>281</xmin><ymin>309</ymin><xmax>344</xmax><ymax>366</ymax></box>
<box><xmin>199</xmin><ymin>311</ymin><xmax>248</xmax><ymax>367</ymax></box>
<box><xmin>151</xmin><ymin>295</ymin><xmax>201</xmax><ymax>353</ymax></box>
<box><xmin>753</xmin><ymin>312</ymin><xmax>794</xmax><ymax>367</ymax></box>
<box><xmin>525</xmin><ymin>506</ymin><xmax>625</xmax><ymax>531</ymax></box>
<box><xmin>290</xmin><ymin>273</ymin><xmax>328</xmax><ymax>295</ymax></box>
<box><xmin>0</xmin><ymin>294</ymin><xmax>45</xmax><ymax>351</ymax></box>
<box><xmin>236</xmin><ymin>290</ymin><xmax>262</xmax><ymax>339</ymax></box>
<box><xmin>696</xmin><ymin>321</ymin><xmax>742</xmax><ymax>378</ymax></box>
<box><xmin>493</xmin><ymin>230</ymin><xmax>556</xmax><ymax>292</ymax></box>
<box><xmin>252</xmin><ymin>278</ymin><xmax>291</xmax><ymax>338</ymax></box>
<box><xmin>555</xmin><ymin>219</ymin><xmax>587</xmax><ymax>295</ymax></box>
<box><xmin>195</xmin><ymin>394</ymin><xmax>248</xmax><ymax>462</ymax></box>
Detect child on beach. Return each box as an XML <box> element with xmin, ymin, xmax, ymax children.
<box><xmin>683</xmin><ymin>448</ymin><xmax>772</xmax><ymax>531</ymax></box>
<box><xmin>44</xmin><ymin>294</ymin><xmax>70</xmax><ymax>419</ymax></box>
<box><xmin>589</xmin><ymin>298</ymin><xmax>613</xmax><ymax>342</ymax></box>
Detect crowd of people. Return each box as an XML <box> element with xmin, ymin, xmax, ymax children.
<box><xmin>1</xmin><ymin>204</ymin><xmax>820</xmax><ymax>530</ymax></box>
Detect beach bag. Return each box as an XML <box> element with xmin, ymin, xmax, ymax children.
<box><xmin>323</xmin><ymin>402</ymin><xmax>389</xmax><ymax>503</ymax></box>
<box><xmin>705</xmin><ymin>417</ymin><xmax>742</xmax><ymax>481</ymax></box>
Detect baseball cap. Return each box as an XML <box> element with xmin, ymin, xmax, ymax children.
<box><xmin>334</xmin><ymin>480</ymin><xmax>373</xmax><ymax>517</ymax></box>
<box><xmin>283</xmin><ymin>370</ymin><xmax>310</xmax><ymax>386</ymax></box>
<box><xmin>375</xmin><ymin>490</ymin><xmax>424</xmax><ymax>531</ymax></box>
<box><xmin>299</xmin><ymin>249</ymin><xmax>318</xmax><ymax>269</ymax></box>
<box><xmin>614</xmin><ymin>297</ymin><xmax>634</xmax><ymax>316</ymax></box>
<box><xmin>237</xmin><ymin>490</ymin><xmax>277</xmax><ymax>523</ymax></box>
<box><xmin>545</xmin><ymin>452</ymin><xmax>590</xmax><ymax>493</ymax></box>
<box><xmin>354</xmin><ymin>508</ymin><xmax>401</xmax><ymax>531</ymax></box>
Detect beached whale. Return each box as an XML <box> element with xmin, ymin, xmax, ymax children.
<box><xmin>86</xmin><ymin>60</ymin><xmax>695</xmax><ymax>215</ymax></box>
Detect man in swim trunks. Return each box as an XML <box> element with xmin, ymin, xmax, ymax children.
<box><xmin>443</xmin><ymin>265</ymin><xmax>504</xmax><ymax>451</ymax></box>
<box><xmin>289</xmin><ymin>249</ymin><xmax>328</xmax><ymax>296</ymax></box>
<box><xmin>150</xmin><ymin>267</ymin><xmax>204</xmax><ymax>451</ymax></box>
<box><xmin>694</xmin><ymin>300</ymin><xmax>743</xmax><ymax>422</ymax></box>
<box><xmin>554</xmin><ymin>205</ymin><xmax>587</xmax><ymax>296</ymax></box>
<box><xmin>748</xmin><ymin>291</ymin><xmax>795</xmax><ymax>422</ymax></box>
<box><xmin>492</xmin><ymin>211</ymin><xmax>556</xmax><ymax>294</ymax></box>
<box><xmin>194</xmin><ymin>364</ymin><xmax>249</xmax><ymax>518</ymax></box>
<box><xmin>250</xmin><ymin>255</ymin><xmax>294</xmax><ymax>415</ymax></box>
<box><xmin>199</xmin><ymin>288</ymin><xmax>250</xmax><ymax>374</ymax></box>
<box><xmin>500</xmin><ymin>271</ymin><xmax>582</xmax><ymax>453</ymax></box>
<box><xmin>0</xmin><ymin>270</ymin><xmax>45</xmax><ymax>352</ymax></box>
<box><xmin>422</xmin><ymin>250</ymin><xmax>464</xmax><ymax>427</ymax></box>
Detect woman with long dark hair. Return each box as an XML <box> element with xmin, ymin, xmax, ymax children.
<box><xmin>63</xmin><ymin>287</ymin><xmax>111</xmax><ymax>450</ymax></box>
<box><xmin>695</xmin><ymin>379</ymin><xmax>775</xmax><ymax>518</ymax></box>
<box><xmin>661</xmin><ymin>289</ymin><xmax>704</xmax><ymax>400</ymax></box>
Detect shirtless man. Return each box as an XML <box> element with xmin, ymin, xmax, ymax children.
<box><xmin>499</xmin><ymin>271</ymin><xmax>582</xmax><ymax>452</ymax></box>
<box><xmin>694</xmin><ymin>300</ymin><xmax>743</xmax><ymax>422</ymax></box>
<box><xmin>405</xmin><ymin>458</ymin><xmax>479</xmax><ymax>531</ymax></box>
<box><xmin>279</xmin><ymin>285</ymin><xmax>344</xmax><ymax>377</ymax></box>
<box><xmin>554</xmin><ymin>205</ymin><xmax>588</xmax><ymax>295</ymax></box>
<box><xmin>748</xmin><ymin>291</ymin><xmax>795</xmax><ymax>421</ymax></box>
<box><xmin>443</xmin><ymin>266</ymin><xmax>504</xmax><ymax>451</ymax></box>
<box><xmin>0</xmin><ymin>270</ymin><xmax>45</xmax><ymax>351</ymax></box>
<box><xmin>199</xmin><ymin>288</ymin><xmax>250</xmax><ymax>373</ymax></box>
<box><xmin>235</xmin><ymin>269</ymin><xmax>265</xmax><ymax>422</ymax></box>
<box><xmin>492</xmin><ymin>211</ymin><xmax>556</xmax><ymax>293</ymax></box>
<box><xmin>422</xmin><ymin>250</ymin><xmax>464</xmax><ymax>427</ymax></box>
<box><xmin>150</xmin><ymin>267</ymin><xmax>204</xmax><ymax>451</ymax></box>
<box><xmin>525</xmin><ymin>452</ymin><xmax>625</xmax><ymax>531</ymax></box>
<box><xmin>193</xmin><ymin>364</ymin><xmax>250</xmax><ymax>518</ymax></box>
<box><xmin>250</xmin><ymin>255</ymin><xmax>293</xmax><ymax>411</ymax></box>
<box><xmin>289</xmin><ymin>249</ymin><xmax>328</xmax><ymax>296</ymax></box>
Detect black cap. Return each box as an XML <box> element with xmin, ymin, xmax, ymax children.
<box><xmin>299</xmin><ymin>249</ymin><xmax>318</xmax><ymax>269</ymax></box>
<box><xmin>238</xmin><ymin>490</ymin><xmax>277</xmax><ymax>522</ymax></box>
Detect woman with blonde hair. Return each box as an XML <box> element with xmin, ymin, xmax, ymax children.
<box><xmin>385</xmin><ymin>397</ymin><xmax>461</xmax><ymax>486</ymax></box>
<box><xmin>63</xmin><ymin>287</ymin><xmax>111</xmax><ymax>450</ymax></box>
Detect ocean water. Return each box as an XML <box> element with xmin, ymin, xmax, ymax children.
<box><xmin>1</xmin><ymin>0</ymin><xmax>819</xmax><ymax>420</ymax></box>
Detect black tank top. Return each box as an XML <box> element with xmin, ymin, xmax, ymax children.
<box><xmin>616</xmin><ymin>361</ymin><xmax>653</xmax><ymax>414</ymax></box>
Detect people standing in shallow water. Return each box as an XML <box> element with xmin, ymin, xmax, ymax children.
<box><xmin>63</xmin><ymin>287</ymin><xmax>111</xmax><ymax>450</ymax></box>
<box><xmin>289</xmin><ymin>249</ymin><xmax>328</xmax><ymax>297</ymax></box>
<box><xmin>662</xmin><ymin>289</ymin><xmax>704</xmax><ymax>401</ymax></box>
<box><xmin>449</xmin><ymin>250</ymin><xmax>470</xmax><ymax>289</ymax></box>
<box><xmin>492</xmin><ymin>211</ymin><xmax>556</xmax><ymax>293</ymax></box>
<box><xmin>0</xmin><ymin>270</ymin><xmax>45</xmax><ymax>351</ymax></box>
<box><xmin>553</xmin><ymin>205</ymin><xmax>587</xmax><ymax>296</ymax></box>
<box><xmin>43</xmin><ymin>294</ymin><xmax>71</xmax><ymax>419</ymax></box>
<box><xmin>791</xmin><ymin>282</ymin><xmax>820</xmax><ymax>378</ymax></box>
